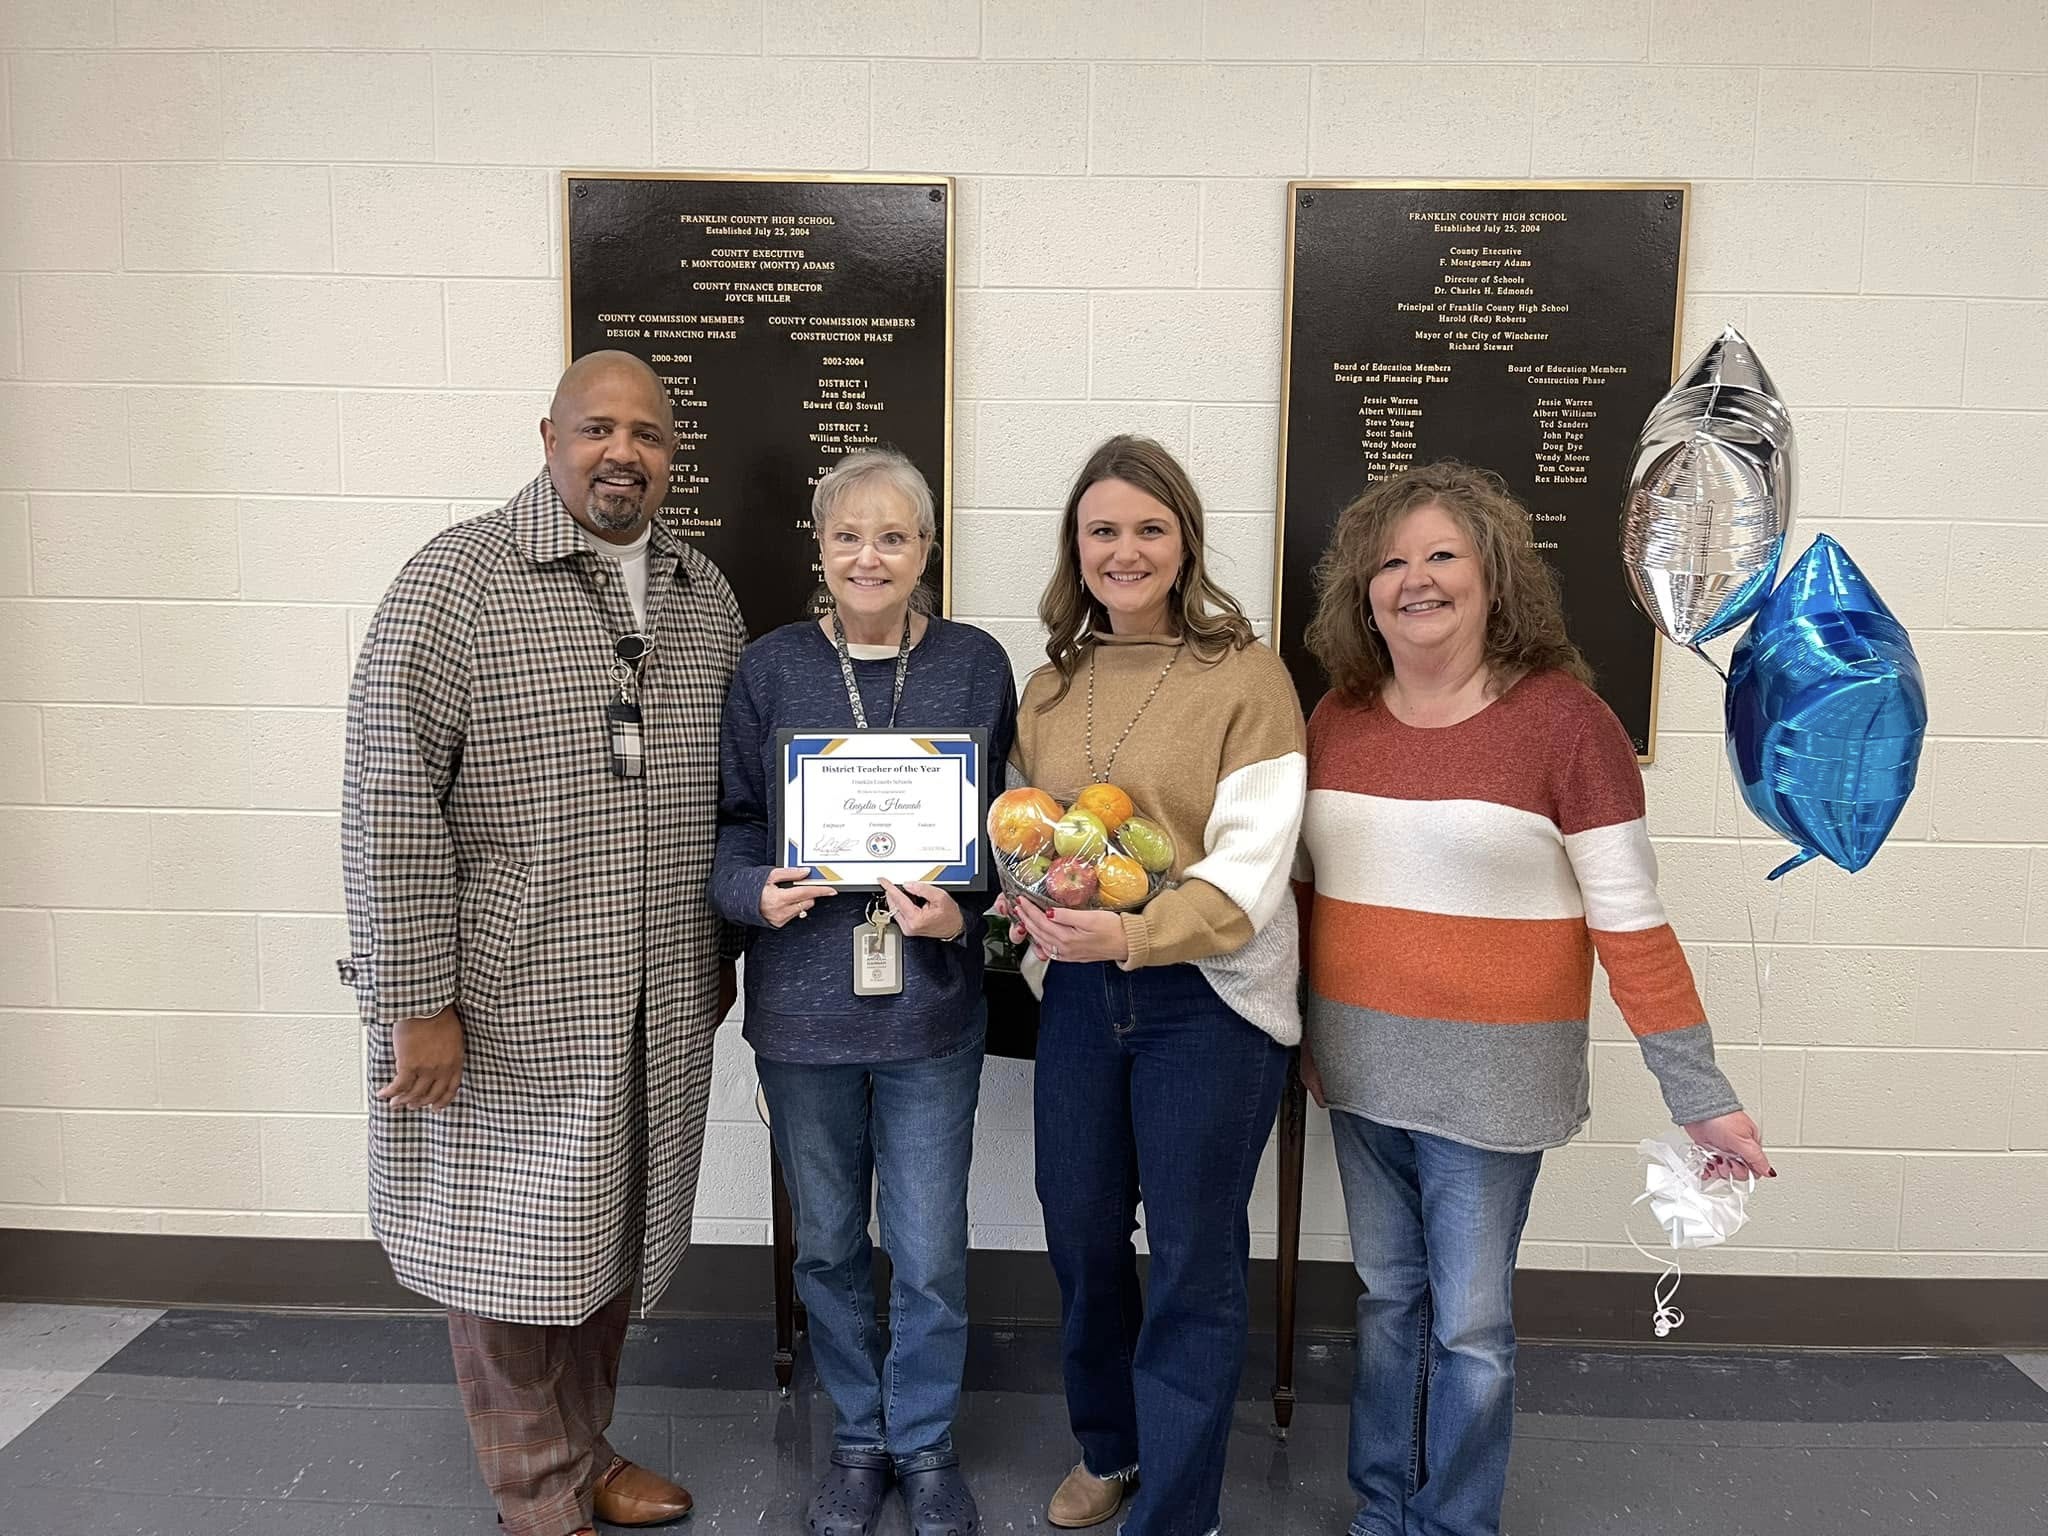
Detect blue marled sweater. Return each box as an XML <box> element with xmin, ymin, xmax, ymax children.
<box><xmin>712</xmin><ymin>616</ymin><xmax>1018</xmax><ymax>1064</ymax></box>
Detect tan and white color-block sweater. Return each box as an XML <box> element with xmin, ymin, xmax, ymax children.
<box><xmin>1013</xmin><ymin>631</ymin><xmax>1308</xmax><ymax>1043</ymax></box>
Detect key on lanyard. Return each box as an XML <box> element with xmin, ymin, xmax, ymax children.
<box><xmin>607</xmin><ymin>633</ymin><xmax>649</xmax><ymax>779</ymax></box>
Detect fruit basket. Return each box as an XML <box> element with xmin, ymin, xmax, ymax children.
<box><xmin>987</xmin><ymin>783</ymin><xmax>1177</xmax><ymax>912</ymax></box>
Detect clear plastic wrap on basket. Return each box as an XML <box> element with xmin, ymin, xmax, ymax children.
<box><xmin>987</xmin><ymin>784</ymin><xmax>1177</xmax><ymax>912</ymax></box>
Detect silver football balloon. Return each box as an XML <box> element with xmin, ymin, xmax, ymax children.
<box><xmin>1621</xmin><ymin>326</ymin><xmax>1796</xmax><ymax>648</ymax></box>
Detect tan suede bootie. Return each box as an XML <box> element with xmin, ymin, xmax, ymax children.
<box><xmin>1047</xmin><ymin>1463</ymin><xmax>1135</xmax><ymax>1529</ymax></box>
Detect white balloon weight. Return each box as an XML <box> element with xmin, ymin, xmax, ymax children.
<box><xmin>1621</xmin><ymin>326</ymin><xmax>1796</xmax><ymax>648</ymax></box>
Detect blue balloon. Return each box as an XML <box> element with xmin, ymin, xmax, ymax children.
<box><xmin>1725</xmin><ymin>535</ymin><xmax>1927</xmax><ymax>879</ymax></box>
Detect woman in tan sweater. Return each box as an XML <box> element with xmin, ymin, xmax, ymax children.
<box><xmin>1002</xmin><ymin>436</ymin><xmax>1307</xmax><ymax>1535</ymax></box>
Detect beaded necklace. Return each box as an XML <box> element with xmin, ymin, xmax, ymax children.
<box><xmin>1083</xmin><ymin>641</ymin><xmax>1183</xmax><ymax>784</ymax></box>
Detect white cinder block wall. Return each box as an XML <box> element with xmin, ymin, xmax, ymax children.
<box><xmin>2</xmin><ymin>1</ymin><xmax>2045</xmax><ymax>1280</ymax></box>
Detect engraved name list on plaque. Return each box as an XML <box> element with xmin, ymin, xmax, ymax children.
<box><xmin>564</xmin><ymin>172</ymin><xmax>954</xmax><ymax>635</ymax></box>
<box><xmin>1274</xmin><ymin>182</ymin><xmax>1689</xmax><ymax>757</ymax></box>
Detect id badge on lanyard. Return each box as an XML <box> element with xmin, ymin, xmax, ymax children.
<box><xmin>607</xmin><ymin>633</ymin><xmax>649</xmax><ymax>779</ymax></box>
<box><xmin>853</xmin><ymin>900</ymin><xmax>903</xmax><ymax>996</ymax></box>
<box><xmin>833</xmin><ymin>611</ymin><xmax>911</xmax><ymax>996</ymax></box>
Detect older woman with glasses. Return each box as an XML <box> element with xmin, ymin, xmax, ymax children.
<box><xmin>712</xmin><ymin>448</ymin><xmax>1016</xmax><ymax>1536</ymax></box>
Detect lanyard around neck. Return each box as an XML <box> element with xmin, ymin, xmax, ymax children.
<box><xmin>830</xmin><ymin>609</ymin><xmax>913</xmax><ymax>731</ymax></box>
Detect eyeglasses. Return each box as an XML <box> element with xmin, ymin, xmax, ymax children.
<box><xmin>822</xmin><ymin>529</ymin><xmax>929</xmax><ymax>559</ymax></box>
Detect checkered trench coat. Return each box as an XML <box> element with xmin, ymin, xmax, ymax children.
<box><xmin>340</xmin><ymin>471</ymin><xmax>746</xmax><ymax>1325</ymax></box>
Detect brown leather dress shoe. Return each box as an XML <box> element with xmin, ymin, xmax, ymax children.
<box><xmin>592</xmin><ymin>1455</ymin><xmax>694</xmax><ymax>1526</ymax></box>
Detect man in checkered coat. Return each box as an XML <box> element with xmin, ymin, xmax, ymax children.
<box><xmin>340</xmin><ymin>352</ymin><xmax>745</xmax><ymax>1536</ymax></box>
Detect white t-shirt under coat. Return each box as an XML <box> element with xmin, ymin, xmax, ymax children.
<box><xmin>578</xmin><ymin>521</ymin><xmax>650</xmax><ymax>630</ymax></box>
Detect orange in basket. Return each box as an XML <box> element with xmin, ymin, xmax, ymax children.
<box><xmin>1071</xmin><ymin>782</ymin><xmax>1135</xmax><ymax>833</ymax></box>
<box><xmin>990</xmin><ymin>787</ymin><xmax>1063</xmax><ymax>857</ymax></box>
<box><xmin>1096</xmin><ymin>853</ymin><xmax>1151</xmax><ymax>910</ymax></box>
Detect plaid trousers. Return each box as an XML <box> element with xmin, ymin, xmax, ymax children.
<box><xmin>448</xmin><ymin>1290</ymin><xmax>632</xmax><ymax>1536</ymax></box>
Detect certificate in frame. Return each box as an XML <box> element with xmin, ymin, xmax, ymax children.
<box><xmin>774</xmin><ymin>728</ymin><xmax>989</xmax><ymax>892</ymax></box>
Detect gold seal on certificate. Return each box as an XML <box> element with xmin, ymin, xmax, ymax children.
<box><xmin>774</xmin><ymin>729</ymin><xmax>990</xmax><ymax>891</ymax></box>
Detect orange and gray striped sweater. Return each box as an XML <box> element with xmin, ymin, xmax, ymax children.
<box><xmin>1299</xmin><ymin>668</ymin><xmax>1740</xmax><ymax>1153</ymax></box>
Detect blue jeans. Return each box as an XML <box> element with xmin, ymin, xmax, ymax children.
<box><xmin>755</xmin><ymin>1023</ymin><xmax>984</xmax><ymax>1472</ymax></box>
<box><xmin>1329</xmin><ymin>1111</ymin><xmax>1544</xmax><ymax>1536</ymax></box>
<box><xmin>1034</xmin><ymin>961</ymin><xmax>1289</xmax><ymax>1536</ymax></box>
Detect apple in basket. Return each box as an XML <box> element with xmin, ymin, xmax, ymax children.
<box><xmin>1052</xmin><ymin>808</ymin><xmax>1109</xmax><ymax>860</ymax></box>
<box><xmin>1041</xmin><ymin>856</ymin><xmax>1101</xmax><ymax>908</ymax></box>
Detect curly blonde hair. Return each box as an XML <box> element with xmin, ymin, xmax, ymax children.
<box><xmin>1304</xmin><ymin>460</ymin><xmax>1591</xmax><ymax>704</ymax></box>
<box><xmin>1035</xmin><ymin>435</ymin><xmax>1256</xmax><ymax>708</ymax></box>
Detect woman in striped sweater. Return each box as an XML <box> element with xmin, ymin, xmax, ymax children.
<box><xmin>1001</xmin><ymin>436</ymin><xmax>1307</xmax><ymax>1536</ymax></box>
<box><xmin>1297</xmin><ymin>461</ymin><xmax>1773</xmax><ymax>1536</ymax></box>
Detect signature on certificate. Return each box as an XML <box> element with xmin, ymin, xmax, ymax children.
<box><xmin>842</xmin><ymin>795</ymin><xmax>924</xmax><ymax>814</ymax></box>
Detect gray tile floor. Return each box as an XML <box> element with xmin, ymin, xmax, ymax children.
<box><xmin>0</xmin><ymin>1305</ymin><xmax>2044</xmax><ymax>1534</ymax></box>
<box><xmin>0</xmin><ymin>1303</ymin><xmax>161</xmax><ymax>1450</ymax></box>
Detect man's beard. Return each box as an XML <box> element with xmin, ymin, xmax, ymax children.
<box><xmin>586</xmin><ymin>485</ymin><xmax>646</xmax><ymax>532</ymax></box>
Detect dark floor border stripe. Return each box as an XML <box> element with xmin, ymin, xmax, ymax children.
<box><xmin>4</xmin><ymin>1229</ymin><xmax>2043</xmax><ymax>1349</ymax></box>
